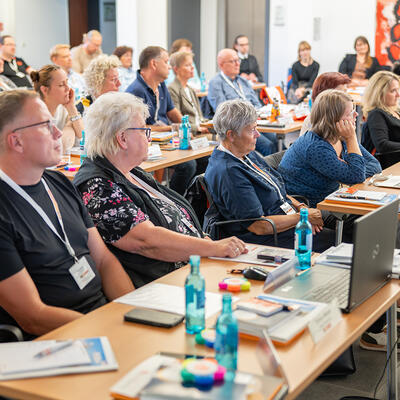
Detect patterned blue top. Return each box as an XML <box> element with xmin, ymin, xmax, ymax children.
<box><xmin>207</xmin><ymin>72</ymin><xmax>260</xmax><ymax>111</ymax></box>
<box><xmin>277</xmin><ymin>131</ymin><xmax>382</xmax><ymax>207</ymax></box>
<box><xmin>118</xmin><ymin>66</ymin><xmax>136</xmax><ymax>92</ymax></box>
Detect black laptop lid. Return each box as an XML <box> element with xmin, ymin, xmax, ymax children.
<box><xmin>347</xmin><ymin>199</ymin><xmax>399</xmax><ymax>312</ymax></box>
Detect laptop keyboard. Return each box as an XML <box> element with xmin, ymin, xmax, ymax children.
<box><xmin>302</xmin><ymin>271</ymin><xmax>350</xmax><ymax>308</ymax></box>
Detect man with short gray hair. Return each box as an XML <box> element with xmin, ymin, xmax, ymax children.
<box><xmin>71</xmin><ymin>30</ymin><xmax>103</xmax><ymax>74</ymax></box>
<box><xmin>0</xmin><ymin>89</ymin><xmax>133</xmax><ymax>338</ymax></box>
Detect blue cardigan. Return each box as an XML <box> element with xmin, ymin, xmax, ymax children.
<box><xmin>205</xmin><ymin>148</ymin><xmax>294</xmax><ymax>244</ymax></box>
<box><xmin>278</xmin><ymin>131</ymin><xmax>382</xmax><ymax>207</ymax></box>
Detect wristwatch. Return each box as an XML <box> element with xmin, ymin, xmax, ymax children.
<box><xmin>70</xmin><ymin>114</ymin><xmax>82</xmax><ymax>122</ymax></box>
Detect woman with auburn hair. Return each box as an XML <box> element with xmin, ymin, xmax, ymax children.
<box><xmin>339</xmin><ymin>36</ymin><xmax>382</xmax><ymax>86</ymax></box>
<box><xmin>278</xmin><ymin>89</ymin><xmax>381</xmax><ymax>208</ymax></box>
<box><xmin>300</xmin><ymin>72</ymin><xmax>351</xmax><ymax>135</ymax></box>
<box><xmin>287</xmin><ymin>41</ymin><xmax>319</xmax><ymax>104</ymax></box>
<box><xmin>361</xmin><ymin>70</ymin><xmax>400</xmax><ymax>166</ymax></box>
<box><xmin>30</xmin><ymin>64</ymin><xmax>83</xmax><ymax>151</ymax></box>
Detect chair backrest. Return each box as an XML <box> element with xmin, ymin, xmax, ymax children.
<box><xmin>286</xmin><ymin>67</ymin><xmax>293</xmax><ymax>96</ymax></box>
<box><xmin>0</xmin><ymin>324</ymin><xmax>23</xmax><ymax>342</ymax></box>
<box><xmin>200</xmin><ymin>96</ymin><xmax>215</xmax><ymax>119</ymax></box>
<box><xmin>185</xmin><ymin>174</ymin><xmax>213</xmax><ymax>227</ymax></box>
<box><xmin>260</xmin><ymin>86</ymin><xmax>288</xmax><ymax>105</ymax></box>
<box><xmin>360</xmin><ymin>122</ymin><xmax>375</xmax><ymax>155</ymax></box>
<box><xmin>264</xmin><ymin>150</ymin><xmax>286</xmax><ymax>170</ymax></box>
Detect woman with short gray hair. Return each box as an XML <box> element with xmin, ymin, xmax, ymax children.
<box><xmin>205</xmin><ymin>99</ymin><xmax>334</xmax><ymax>250</ymax></box>
<box><xmin>74</xmin><ymin>92</ymin><xmax>247</xmax><ymax>287</ymax></box>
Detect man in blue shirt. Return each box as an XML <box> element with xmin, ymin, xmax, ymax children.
<box><xmin>126</xmin><ymin>46</ymin><xmax>196</xmax><ymax>195</ymax></box>
<box><xmin>208</xmin><ymin>49</ymin><xmax>277</xmax><ymax>155</ymax></box>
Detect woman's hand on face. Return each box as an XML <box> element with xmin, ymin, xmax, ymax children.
<box><xmin>65</xmin><ymin>87</ymin><xmax>76</xmax><ymax>111</ymax></box>
<box><xmin>214</xmin><ymin>237</ymin><xmax>248</xmax><ymax>258</ymax></box>
<box><xmin>336</xmin><ymin>119</ymin><xmax>356</xmax><ymax>141</ymax></box>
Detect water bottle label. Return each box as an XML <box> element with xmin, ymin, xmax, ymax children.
<box><xmin>295</xmin><ymin>232</ymin><xmax>312</xmax><ymax>250</ymax></box>
<box><xmin>197</xmin><ymin>289</ymin><xmax>205</xmax><ymax>309</ymax></box>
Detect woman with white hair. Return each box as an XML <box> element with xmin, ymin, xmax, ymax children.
<box><xmin>73</xmin><ymin>92</ymin><xmax>246</xmax><ymax>287</ymax></box>
<box><xmin>204</xmin><ymin>99</ymin><xmax>334</xmax><ymax>250</ymax></box>
<box><xmin>76</xmin><ymin>54</ymin><xmax>121</xmax><ymax>114</ymax></box>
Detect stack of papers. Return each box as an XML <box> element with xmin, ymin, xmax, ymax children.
<box><xmin>325</xmin><ymin>189</ymin><xmax>398</xmax><ymax>207</ymax></box>
<box><xmin>0</xmin><ymin>337</ymin><xmax>117</xmax><ymax>380</ymax></box>
<box><xmin>151</xmin><ymin>132</ymin><xmax>173</xmax><ymax>142</ymax></box>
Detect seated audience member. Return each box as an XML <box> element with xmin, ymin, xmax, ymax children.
<box><xmin>233</xmin><ymin>34</ymin><xmax>263</xmax><ymax>83</ymax></box>
<box><xmin>204</xmin><ymin>99</ymin><xmax>334</xmax><ymax>250</ymax></box>
<box><xmin>165</xmin><ymin>38</ymin><xmax>201</xmax><ymax>89</ymax></box>
<box><xmin>339</xmin><ymin>36</ymin><xmax>381</xmax><ymax>86</ymax></box>
<box><xmin>208</xmin><ymin>48</ymin><xmax>278</xmax><ymax>156</ymax></box>
<box><xmin>76</xmin><ymin>54</ymin><xmax>121</xmax><ymax>114</ymax></box>
<box><xmin>300</xmin><ymin>72</ymin><xmax>351</xmax><ymax>135</ymax></box>
<box><xmin>73</xmin><ymin>92</ymin><xmax>247</xmax><ymax>288</ymax></box>
<box><xmin>287</xmin><ymin>41</ymin><xmax>319</xmax><ymax>104</ymax></box>
<box><xmin>362</xmin><ymin>71</ymin><xmax>400</xmax><ymax>162</ymax></box>
<box><xmin>113</xmin><ymin>45</ymin><xmax>135</xmax><ymax>92</ymax></box>
<box><xmin>0</xmin><ymin>90</ymin><xmax>133</xmax><ymax>337</ymax></box>
<box><xmin>71</xmin><ymin>30</ymin><xmax>103</xmax><ymax>74</ymax></box>
<box><xmin>50</xmin><ymin>44</ymin><xmax>86</xmax><ymax>100</ymax></box>
<box><xmin>31</xmin><ymin>65</ymin><xmax>83</xmax><ymax>151</ymax></box>
<box><xmin>278</xmin><ymin>90</ymin><xmax>381</xmax><ymax>209</ymax></box>
<box><xmin>0</xmin><ymin>58</ymin><xmax>17</xmax><ymax>91</ymax></box>
<box><xmin>126</xmin><ymin>46</ymin><xmax>196</xmax><ymax>195</ymax></box>
<box><xmin>0</xmin><ymin>35</ymin><xmax>32</xmax><ymax>88</ymax></box>
<box><xmin>168</xmin><ymin>51</ymin><xmax>208</xmax><ymax>135</ymax></box>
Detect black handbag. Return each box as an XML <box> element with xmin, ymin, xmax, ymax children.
<box><xmin>319</xmin><ymin>345</ymin><xmax>356</xmax><ymax>377</ymax></box>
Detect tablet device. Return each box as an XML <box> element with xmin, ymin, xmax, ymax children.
<box><xmin>124</xmin><ymin>308</ymin><xmax>184</xmax><ymax>328</ymax></box>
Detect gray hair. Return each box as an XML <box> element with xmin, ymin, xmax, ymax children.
<box><xmin>213</xmin><ymin>99</ymin><xmax>257</xmax><ymax>140</ymax></box>
<box><xmin>84</xmin><ymin>92</ymin><xmax>149</xmax><ymax>158</ymax></box>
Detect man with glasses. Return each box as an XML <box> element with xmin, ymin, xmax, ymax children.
<box><xmin>208</xmin><ymin>49</ymin><xmax>277</xmax><ymax>156</ymax></box>
<box><xmin>126</xmin><ymin>46</ymin><xmax>196</xmax><ymax>195</ymax></box>
<box><xmin>0</xmin><ymin>90</ymin><xmax>134</xmax><ymax>339</ymax></box>
<box><xmin>233</xmin><ymin>35</ymin><xmax>263</xmax><ymax>83</ymax></box>
<box><xmin>0</xmin><ymin>35</ymin><xmax>32</xmax><ymax>88</ymax></box>
<box><xmin>71</xmin><ymin>30</ymin><xmax>103</xmax><ymax>74</ymax></box>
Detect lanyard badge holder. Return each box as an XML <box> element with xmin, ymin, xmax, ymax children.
<box><xmin>0</xmin><ymin>170</ymin><xmax>95</xmax><ymax>290</ymax></box>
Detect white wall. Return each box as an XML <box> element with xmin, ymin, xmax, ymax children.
<box><xmin>268</xmin><ymin>0</ymin><xmax>376</xmax><ymax>86</ymax></box>
<box><xmin>0</xmin><ymin>0</ymin><xmax>69</xmax><ymax>69</ymax></box>
<box><xmin>116</xmin><ymin>0</ymin><xmax>167</xmax><ymax>71</ymax></box>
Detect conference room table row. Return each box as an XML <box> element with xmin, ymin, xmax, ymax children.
<box><xmin>0</xmin><ymin>256</ymin><xmax>398</xmax><ymax>399</ymax></box>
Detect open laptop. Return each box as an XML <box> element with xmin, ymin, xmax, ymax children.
<box><xmin>269</xmin><ymin>199</ymin><xmax>399</xmax><ymax>313</ymax></box>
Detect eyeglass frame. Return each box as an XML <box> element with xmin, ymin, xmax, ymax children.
<box><xmin>125</xmin><ymin>127</ymin><xmax>152</xmax><ymax>140</ymax></box>
<box><xmin>12</xmin><ymin>119</ymin><xmax>56</xmax><ymax>134</ymax></box>
<box><xmin>223</xmin><ymin>58</ymin><xmax>240</xmax><ymax>65</ymax></box>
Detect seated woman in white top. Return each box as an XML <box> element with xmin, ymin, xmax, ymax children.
<box><xmin>30</xmin><ymin>65</ymin><xmax>83</xmax><ymax>151</ymax></box>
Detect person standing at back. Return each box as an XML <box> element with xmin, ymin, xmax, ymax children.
<box><xmin>233</xmin><ymin>35</ymin><xmax>263</xmax><ymax>83</ymax></box>
<box><xmin>126</xmin><ymin>46</ymin><xmax>196</xmax><ymax>195</ymax></box>
<box><xmin>0</xmin><ymin>35</ymin><xmax>32</xmax><ymax>88</ymax></box>
<box><xmin>71</xmin><ymin>30</ymin><xmax>103</xmax><ymax>74</ymax></box>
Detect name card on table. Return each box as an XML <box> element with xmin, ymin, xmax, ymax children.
<box><xmin>147</xmin><ymin>144</ymin><xmax>163</xmax><ymax>161</ymax></box>
<box><xmin>308</xmin><ymin>300</ymin><xmax>342</xmax><ymax>344</ymax></box>
<box><xmin>190</xmin><ymin>136</ymin><xmax>209</xmax><ymax>150</ymax></box>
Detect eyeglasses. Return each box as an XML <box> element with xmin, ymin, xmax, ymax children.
<box><xmin>224</xmin><ymin>59</ymin><xmax>240</xmax><ymax>65</ymax></box>
<box><xmin>12</xmin><ymin>120</ymin><xmax>55</xmax><ymax>134</ymax></box>
<box><xmin>125</xmin><ymin>127</ymin><xmax>152</xmax><ymax>140</ymax></box>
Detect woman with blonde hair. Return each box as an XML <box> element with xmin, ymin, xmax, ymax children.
<box><xmin>361</xmin><ymin>70</ymin><xmax>400</xmax><ymax>166</ymax></box>
<box><xmin>76</xmin><ymin>54</ymin><xmax>121</xmax><ymax>114</ymax></box>
<box><xmin>288</xmin><ymin>41</ymin><xmax>319</xmax><ymax>104</ymax></box>
<box><xmin>31</xmin><ymin>64</ymin><xmax>83</xmax><ymax>151</ymax></box>
<box><xmin>278</xmin><ymin>89</ymin><xmax>381</xmax><ymax>207</ymax></box>
<box><xmin>339</xmin><ymin>36</ymin><xmax>381</xmax><ymax>86</ymax></box>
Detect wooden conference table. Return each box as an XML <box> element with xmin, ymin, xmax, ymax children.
<box><xmin>61</xmin><ymin>143</ymin><xmax>216</xmax><ymax>181</ymax></box>
<box><xmin>0</xmin><ymin>257</ymin><xmax>398</xmax><ymax>400</ymax></box>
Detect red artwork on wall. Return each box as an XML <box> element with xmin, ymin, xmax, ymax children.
<box><xmin>376</xmin><ymin>0</ymin><xmax>400</xmax><ymax>65</ymax></box>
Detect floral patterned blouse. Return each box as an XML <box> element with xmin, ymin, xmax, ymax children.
<box><xmin>80</xmin><ymin>177</ymin><xmax>200</xmax><ymax>243</ymax></box>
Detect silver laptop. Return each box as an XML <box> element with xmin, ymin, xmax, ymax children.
<box><xmin>269</xmin><ymin>199</ymin><xmax>399</xmax><ymax>313</ymax></box>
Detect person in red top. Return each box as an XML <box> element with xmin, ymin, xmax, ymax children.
<box><xmin>0</xmin><ymin>35</ymin><xmax>32</xmax><ymax>88</ymax></box>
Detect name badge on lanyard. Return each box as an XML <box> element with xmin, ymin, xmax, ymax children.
<box><xmin>280</xmin><ymin>201</ymin><xmax>296</xmax><ymax>215</ymax></box>
<box><xmin>69</xmin><ymin>257</ymin><xmax>96</xmax><ymax>290</ymax></box>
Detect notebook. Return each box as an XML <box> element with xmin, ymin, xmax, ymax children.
<box><xmin>268</xmin><ymin>199</ymin><xmax>399</xmax><ymax>313</ymax></box>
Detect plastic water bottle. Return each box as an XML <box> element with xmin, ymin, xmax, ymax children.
<box><xmin>200</xmin><ymin>72</ymin><xmax>206</xmax><ymax>92</ymax></box>
<box><xmin>215</xmin><ymin>293</ymin><xmax>238</xmax><ymax>380</ymax></box>
<box><xmin>74</xmin><ymin>87</ymin><xmax>80</xmax><ymax>102</ymax></box>
<box><xmin>185</xmin><ymin>255</ymin><xmax>205</xmax><ymax>334</ymax></box>
<box><xmin>308</xmin><ymin>90</ymin><xmax>312</xmax><ymax>110</ymax></box>
<box><xmin>295</xmin><ymin>208</ymin><xmax>312</xmax><ymax>270</ymax></box>
<box><xmin>179</xmin><ymin>115</ymin><xmax>190</xmax><ymax>150</ymax></box>
<box><xmin>80</xmin><ymin>130</ymin><xmax>87</xmax><ymax>165</ymax></box>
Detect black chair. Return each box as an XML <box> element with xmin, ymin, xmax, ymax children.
<box><xmin>263</xmin><ymin>150</ymin><xmax>286</xmax><ymax>170</ymax></box>
<box><xmin>0</xmin><ymin>324</ymin><xmax>23</xmax><ymax>342</ymax></box>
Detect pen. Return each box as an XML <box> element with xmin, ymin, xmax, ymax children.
<box><xmin>34</xmin><ymin>340</ymin><xmax>74</xmax><ymax>359</ymax></box>
<box><xmin>336</xmin><ymin>194</ymin><xmax>367</xmax><ymax>200</ymax></box>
